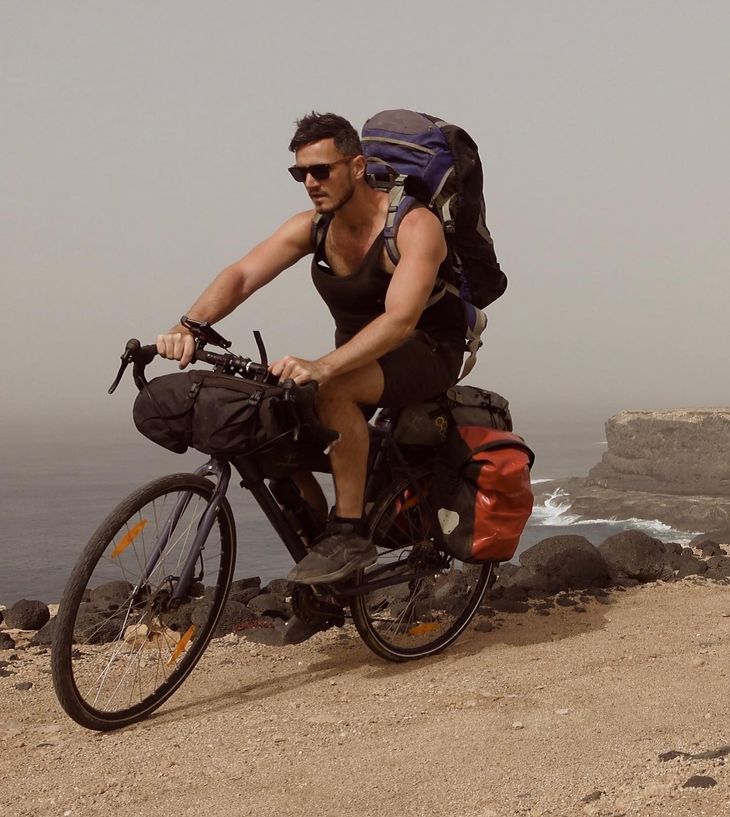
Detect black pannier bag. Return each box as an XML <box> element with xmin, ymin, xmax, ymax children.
<box><xmin>133</xmin><ymin>370</ymin><xmax>300</xmax><ymax>456</ymax></box>
<box><xmin>432</xmin><ymin>386</ymin><xmax>535</xmax><ymax>562</ymax></box>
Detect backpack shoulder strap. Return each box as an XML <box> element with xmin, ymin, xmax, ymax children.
<box><xmin>457</xmin><ymin>301</ymin><xmax>488</xmax><ymax>382</ymax></box>
<box><xmin>382</xmin><ymin>177</ymin><xmax>411</xmax><ymax>266</ymax></box>
<box><xmin>310</xmin><ymin>212</ymin><xmax>332</xmax><ymax>253</ymax></box>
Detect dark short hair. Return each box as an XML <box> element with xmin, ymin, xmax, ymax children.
<box><xmin>289</xmin><ymin>112</ymin><xmax>362</xmax><ymax>155</ymax></box>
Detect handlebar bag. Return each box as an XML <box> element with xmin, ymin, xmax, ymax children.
<box><xmin>132</xmin><ymin>370</ymin><xmax>295</xmax><ymax>456</ymax></box>
<box><xmin>432</xmin><ymin>389</ymin><xmax>534</xmax><ymax>562</ymax></box>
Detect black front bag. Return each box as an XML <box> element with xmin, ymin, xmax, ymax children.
<box><xmin>132</xmin><ymin>370</ymin><xmax>295</xmax><ymax>456</ymax></box>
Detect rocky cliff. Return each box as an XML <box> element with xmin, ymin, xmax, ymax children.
<box><xmin>552</xmin><ymin>408</ymin><xmax>730</xmax><ymax>531</ymax></box>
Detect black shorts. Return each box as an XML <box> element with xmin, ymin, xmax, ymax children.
<box><xmin>376</xmin><ymin>332</ymin><xmax>464</xmax><ymax>408</ymax></box>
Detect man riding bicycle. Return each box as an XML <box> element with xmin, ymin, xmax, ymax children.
<box><xmin>158</xmin><ymin>112</ymin><xmax>467</xmax><ymax>592</ymax></box>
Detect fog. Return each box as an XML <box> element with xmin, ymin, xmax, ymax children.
<box><xmin>2</xmin><ymin>1</ymin><xmax>728</xmax><ymax>447</ymax></box>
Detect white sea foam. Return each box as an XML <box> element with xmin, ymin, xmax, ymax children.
<box><xmin>530</xmin><ymin>488</ymin><xmax>581</xmax><ymax>525</ymax></box>
<box><xmin>529</xmin><ymin>488</ymin><xmax>697</xmax><ymax>544</ymax></box>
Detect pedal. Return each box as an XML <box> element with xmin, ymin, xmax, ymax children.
<box><xmin>291</xmin><ymin>585</ymin><xmax>345</xmax><ymax>628</ymax></box>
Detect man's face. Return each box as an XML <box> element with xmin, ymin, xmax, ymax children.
<box><xmin>292</xmin><ymin>138</ymin><xmax>356</xmax><ymax>214</ymax></box>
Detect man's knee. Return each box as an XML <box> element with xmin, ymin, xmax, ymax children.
<box><xmin>316</xmin><ymin>362</ymin><xmax>384</xmax><ymax>410</ymax></box>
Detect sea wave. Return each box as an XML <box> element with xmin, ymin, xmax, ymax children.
<box><xmin>529</xmin><ymin>488</ymin><xmax>696</xmax><ymax>544</ymax></box>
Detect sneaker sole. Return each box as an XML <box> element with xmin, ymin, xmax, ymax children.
<box><xmin>294</xmin><ymin>551</ymin><xmax>378</xmax><ymax>585</ymax></box>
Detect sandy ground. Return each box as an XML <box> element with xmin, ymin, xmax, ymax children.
<box><xmin>1</xmin><ymin>579</ymin><xmax>729</xmax><ymax>817</ymax></box>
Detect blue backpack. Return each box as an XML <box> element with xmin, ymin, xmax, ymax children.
<box><xmin>361</xmin><ymin>109</ymin><xmax>507</xmax><ymax>378</ymax></box>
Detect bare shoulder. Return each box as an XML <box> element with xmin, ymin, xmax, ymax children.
<box><xmin>397</xmin><ymin>205</ymin><xmax>446</xmax><ymax>256</ymax></box>
<box><xmin>398</xmin><ymin>204</ymin><xmax>442</xmax><ymax>235</ymax></box>
<box><xmin>278</xmin><ymin>209</ymin><xmax>318</xmax><ymax>242</ymax></box>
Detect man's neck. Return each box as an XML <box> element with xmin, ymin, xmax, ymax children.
<box><xmin>332</xmin><ymin>184</ymin><xmax>387</xmax><ymax>233</ymax></box>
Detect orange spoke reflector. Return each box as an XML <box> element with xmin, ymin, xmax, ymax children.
<box><xmin>401</xmin><ymin>496</ymin><xmax>420</xmax><ymax>511</ymax></box>
<box><xmin>166</xmin><ymin>625</ymin><xmax>196</xmax><ymax>666</ymax></box>
<box><xmin>406</xmin><ymin>622</ymin><xmax>440</xmax><ymax>637</ymax></box>
<box><xmin>111</xmin><ymin>519</ymin><xmax>148</xmax><ymax>558</ymax></box>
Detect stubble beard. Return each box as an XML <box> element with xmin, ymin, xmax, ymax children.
<box><xmin>313</xmin><ymin>181</ymin><xmax>355</xmax><ymax>214</ymax></box>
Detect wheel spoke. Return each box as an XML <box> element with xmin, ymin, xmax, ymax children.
<box><xmin>352</xmin><ymin>470</ymin><xmax>491</xmax><ymax>661</ymax></box>
<box><xmin>52</xmin><ymin>474</ymin><xmax>236</xmax><ymax>730</ymax></box>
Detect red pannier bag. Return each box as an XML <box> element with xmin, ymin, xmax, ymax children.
<box><xmin>432</xmin><ymin>388</ymin><xmax>535</xmax><ymax>562</ymax></box>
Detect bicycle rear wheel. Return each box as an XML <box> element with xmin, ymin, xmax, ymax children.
<box><xmin>351</xmin><ymin>470</ymin><xmax>492</xmax><ymax>661</ymax></box>
<box><xmin>52</xmin><ymin>473</ymin><xmax>235</xmax><ymax>730</ymax></box>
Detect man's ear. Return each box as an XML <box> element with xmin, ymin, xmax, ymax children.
<box><xmin>352</xmin><ymin>154</ymin><xmax>367</xmax><ymax>180</ymax></box>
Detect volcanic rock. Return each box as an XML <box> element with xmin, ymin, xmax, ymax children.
<box><xmin>597</xmin><ymin>530</ymin><xmax>666</xmax><ymax>582</ymax></box>
<box><xmin>4</xmin><ymin>600</ymin><xmax>50</xmax><ymax>631</ymax></box>
<box><xmin>0</xmin><ymin>633</ymin><xmax>16</xmax><ymax>650</ymax></box>
<box><xmin>518</xmin><ymin>535</ymin><xmax>610</xmax><ymax>592</ymax></box>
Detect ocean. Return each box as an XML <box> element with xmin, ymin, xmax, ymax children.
<box><xmin>0</xmin><ymin>414</ymin><xmax>696</xmax><ymax>607</ymax></box>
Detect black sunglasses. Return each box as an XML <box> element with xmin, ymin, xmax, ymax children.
<box><xmin>288</xmin><ymin>156</ymin><xmax>353</xmax><ymax>183</ymax></box>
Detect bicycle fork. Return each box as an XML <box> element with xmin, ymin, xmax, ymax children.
<box><xmin>135</xmin><ymin>458</ymin><xmax>231</xmax><ymax>607</ymax></box>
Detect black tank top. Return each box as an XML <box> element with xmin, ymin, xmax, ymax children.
<box><xmin>311</xmin><ymin>221</ymin><xmax>466</xmax><ymax>348</ymax></box>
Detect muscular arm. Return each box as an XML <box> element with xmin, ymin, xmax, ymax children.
<box><xmin>272</xmin><ymin>207</ymin><xmax>447</xmax><ymax>383</ymax></box>
<box><xmin>158</xmin><ymin>210</ymin><xmax>314</xmax><ymax>365</ymax></box>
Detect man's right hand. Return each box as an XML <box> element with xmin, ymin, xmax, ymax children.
<box><xmin>156</xmin><ymin>330</ymin><xmax>196</xmax><ymax>369</ymax></box>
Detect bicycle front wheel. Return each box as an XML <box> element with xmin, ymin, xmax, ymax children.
<box><xmin>52</xmin><ymin>473</ymin><xmax>236</xmax><ymax>730</ymax></box>
<box><xmin>351</xmin><ymin>470</ymin><xmax>492</xmax><ymax>661</ymax></box>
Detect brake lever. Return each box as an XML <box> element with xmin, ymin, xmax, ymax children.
<box><xmin>180</xmin><ymin>315</ymin><xmax>231</xmax><ymax>349</ymax></box>
<box><xmin>108</xmin><ymin>339</ymin><xmax>141</xmax><ymax>394</ymax></box>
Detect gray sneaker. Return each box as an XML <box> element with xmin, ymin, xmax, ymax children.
<box><xmin>288</xmin><ymin>527</ymin><xmax>377</xmax><ymax>585</ymax></box>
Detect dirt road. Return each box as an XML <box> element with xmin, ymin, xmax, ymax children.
<box><xmin>2</xmin><ymin>579</ymin><xmax>729</xmax><ymax>817</ymax></box>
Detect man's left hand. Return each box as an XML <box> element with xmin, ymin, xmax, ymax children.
<box><xmin>269</xmin><ymin>355</ymin><xmax>329</xmax><ymax>385</ymax></box>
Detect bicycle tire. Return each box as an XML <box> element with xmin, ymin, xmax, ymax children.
<box><xmin>52</xmin><ymin>473</ymin><xmax>236</xmax><ymax>730</ymax></box>
<box><xmin>351</xmin><ymin>469</ymin><xmax>492</xmax><ymax>661</ymax></box>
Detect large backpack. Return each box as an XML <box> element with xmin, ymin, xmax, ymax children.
<box><xmin>361</xmin><ymin>110</ymin><xmax>507</xmax><ymax>305</ymax></box>
<box><xmin>359</xmin><ymin>109</ymin><xmax>508</xmax><ymax>377</ymax></box>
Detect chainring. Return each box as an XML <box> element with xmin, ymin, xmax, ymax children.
<box><xmin>291</xmin><ymin>585</ymin><xmax>346</xmax><ymax>628</ymax></box>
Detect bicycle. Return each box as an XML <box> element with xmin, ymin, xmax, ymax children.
<box><xmin>51</xmin><ymin>320</ymin><xmax>494</xmax><ymax>731</ymax></box>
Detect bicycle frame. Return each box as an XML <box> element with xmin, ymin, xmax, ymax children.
<box><xmin>134</xmin><ymin>410</ymin><xmax>450</xmax><ymax>607</ymax></box>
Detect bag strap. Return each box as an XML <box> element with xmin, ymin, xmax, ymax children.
<box><xmin>463</xmin><ymin>438</ymin><xmax>536</xmax><ymax>470</ymax></box>
<box><xmin>310</xmin><ymin>212</ymin><xmax>332</xmax><ymax>252</ymax></box>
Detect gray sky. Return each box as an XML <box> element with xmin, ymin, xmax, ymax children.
<box><xmin>2</xmin><ymin>1</ymin><xmax>729</xmax><ymax>440</ymax></box>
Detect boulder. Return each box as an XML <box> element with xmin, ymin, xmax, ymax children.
<box><xmin>88</xmin><ymin>580</ymin><xmax>134</xmax><ymax>607</ymax></box>
<box><xmin>72</xmin><ymin>603</ymin><xmax>126</xmax><ymax>644</ymax></box>
<box><xmin>597</xmin><ymin>530</ymin><xmax>667</xmax><ymax>582</ymax></box>
<box><xmin>228</xmin><ymin>586</ymin><xmax>261</xmax><ymax>606</ymax></box>
<box><xmin>246</xmin><ymin>593</ymin><xmax>291</xmax><ymax>620</ymax></box>
<box><xmin>30</xmin><ymin>618</ymin><xmax>57</xmax><ymax>646</ymax></box>
<box><xmin>4</xmin><ymin>600</ymin><xmax>50</xmax><ymax>631</ymax></box>
<box><xmin>676</xmin><ymin>553</ymin><xmax>708</xmax><ymax>579</ymax></box>
<box><xmin>690</xmin><ymin>530</ymin><xmax>730</xmax><ymax>547</ymax></box>
<box><xmin>192</xmin><ymin>598</ymin><xmax>256</xmax><ymax>638</ymax></box>
<box><xmin>695</xmin><ymin>540</ymin><xmax>724</xmax><ymax>558</ymax></box>
<box><xmin>264</xmin><ymin>578</ymin><xmax>294</xmax><ymax>597</ymax></box>
<box><xmin>0</xmin><ymin>632</ymin><xmax>16</xmax><ymax>650</ymax></box>
<box><xmin>704</xmin><ymin>555</ymin><xmax>730</xmax><ymax>580</ymax></box>
<box><xmin>228</xmin><ymin>577</ymin><xmax>261</xmax><ymax>594</ymax></box>
<box><xmin>518</xmin><ymin>535</ymin><xmax>610</xmax><ymax>592</ymax></box>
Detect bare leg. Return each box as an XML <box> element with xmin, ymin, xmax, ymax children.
<box><xmin>314</xmin><ymin>361</ymin><xmax>384</xmax><ymax>519</ymax></box>
<box><xmin>291</xmin><ymin>470</ymin><xmax>327</xmax><ymax>525</ymax></box>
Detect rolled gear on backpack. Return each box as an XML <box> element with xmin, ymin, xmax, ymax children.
<box><xmin>361</xmin><ymin>110</ymin><xmax>507</xmax><ymax>380</ymax></box>
<box><xmin>432</xmin><ymin>387</ymin><xmax>535</xmax><ymax>562</ymax></box>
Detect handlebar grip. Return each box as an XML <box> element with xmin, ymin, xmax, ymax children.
<box><xmin>138</xmin><ymin>344</ymin><xmax>159</xmax><ymax>364</ymax></box>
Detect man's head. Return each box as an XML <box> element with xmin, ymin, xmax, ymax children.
<box><xmin>288</xmin><ymin>112</ymin><xmax>367</xmax><ymax>214</ymax></box>
<box><xmin>289</xmin><ymin>111</ymin><xmax>362</xmax><ymax>156</ymax></box>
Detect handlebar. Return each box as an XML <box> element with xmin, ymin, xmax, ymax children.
<box><xmin>108</xmin><ymin>335</ymin><xmax>339</xmax><ymax>450</ymax></box>
<box><xmin>108</xmin><ymin>337</ymin><xmax>273</xmax><ymax>395</ymax></box>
